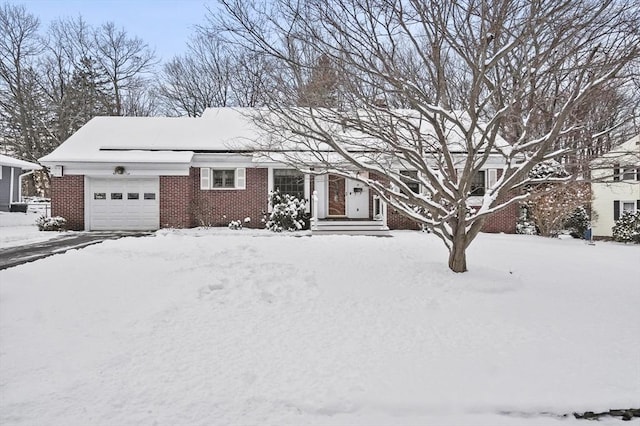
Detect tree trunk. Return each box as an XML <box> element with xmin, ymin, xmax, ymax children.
<box><xmin>448</xmin><ymin>207</ymin><xmax>469</xmax><ymax>272</ymax></box>
<box><xmin>448</xmin><ymin>240</ymin><xmax>468</xmax><ymax>273</ymax></box>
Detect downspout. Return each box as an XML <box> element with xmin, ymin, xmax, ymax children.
<box><xmin>9</xmin><ymin>167</ymin><xmax>15</xmax><ymax>206</ymax></box>
<box><xmin>18</xmin><ymin>170</ymin><xmax>36</xmax><ymax>203</ymax></box>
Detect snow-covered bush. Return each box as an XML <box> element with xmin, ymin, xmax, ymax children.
<box><xmin>516</xmin><ymin>205</ymin><xmax>537</xmax><ymax>235</ymax></box>
<box><xmin>563</xmin><ymin>206</ymin><xmax>590</xmax><ymax>239</ymax></box>
<box><xmin>228</xmin><ymin>217</ymin><xmax>251</xmax><ymax>230</ymax></box>
<box><xmin>36</xmin><ymin>215</ymin><xmax>67</xmax><ymax>231</ymax></box>
<box><xmin>528</xmin><ymin>159</ymin><xmax>569</xmax><ymax>180</ymax></box>
<box><xmin>612</xmin><ymin>211</ymin><xmax>640</xmax><ymax>243</ymax></box>
<box><xmin>265</xmin><ymin>190</ymin><xmax>308</xmax><ymax>232</ymax></box>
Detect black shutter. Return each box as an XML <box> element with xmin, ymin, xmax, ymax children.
<box><xmin>637</xmin><ymin>200</ymin><xmax>640</xmax><ymax>211</ymax></box>
<box><xmin>613</xmin><ymin>200</ymin><xmax>620</xmax><ymax>220</ymax></box>
<box><xmin>636</xmin><ymin>167</ymin><xmax>639</xmax><ymax>181</ymax></box>
<box><xmin>613</xmin><ymin>164</ymin><xmax>620</xmax><ymax>181</ymax></box>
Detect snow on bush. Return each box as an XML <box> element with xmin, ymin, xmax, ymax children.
<box><xmin>265</xmin><ymin>190</ymin><xmax>308</xmax><ymax>232</ymax></box>
<box><xmin>563</xmin><ymin>206</ymin><xmax>590</xmax><ymax>239</ymax></box>
<box><xmin>516</xmin><ymin>206</ymin><xmax>537</xmax><ymax>235</ymax></box>
<box><xmin>228</xmin><ymin>217</ymin><xmax>252</xmax><ymax>230</ymax></box>
<box><xmin>36</xmin><ymin>215</ymin><xmax>67</xmax><ymax>231</ymax></box>
<box><xmin>528</xmin><ymin>159</ymin><xmax>569</xmax><ymax>180</ymax></box>
<box><xmin>612</xmin><ymin>211</ymin><xmax>640</xmax><ymax>243</ymax></box>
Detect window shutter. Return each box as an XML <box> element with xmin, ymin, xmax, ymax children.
<box><xmin>637</xmin><ymin>200</ymin><xmax>640</xmax><ymax>212</ymax></box>
<box><xmin>613</xmin><ymin>164</ymin><xmax>620</xmax><ymax>181</ymax></box>
<box><xmin>236</xmin><ymin>168</ymin><xmax>246</xmax><ymax>189</ymax></box>
<box><xmin>636</xmin><ymin>168</ymin><xmax>639</xmax><ymax>181</ymax></box>
<box><xmin>613</xmin><ymin>200</ymin><xmax>620</xmax><ymax>220</ymax></box>
<box><xmin>487</xmin><ymin>169</ymin><xmax>497</xmax><ymax>190</ymax></box>
<box><xmin>200</xmin><ymin>168</ymin><xmax>210</xmax><ymax>189</ymax></box>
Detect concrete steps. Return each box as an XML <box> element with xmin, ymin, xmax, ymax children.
<box><xmin>312</xmin><ymin>220</ymin><xmax>390</xmax><ymax>236</ymax></box>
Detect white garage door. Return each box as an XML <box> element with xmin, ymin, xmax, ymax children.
<box><xmin>88</xmin><ymin>178</ymin><xmax>160</xmax><ymax>230</ymax></box>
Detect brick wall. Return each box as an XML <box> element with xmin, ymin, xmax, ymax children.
<box><xmin>368</xmin><ymin>172</ymin><xmax>517</xmax><ymax>232</ymax></box>
<box><xmin>160</xmin><ymin>175</ymin><xmax>193</xmax><ymax>228</ymax></box>
<box><xmin>191</xmin><ymin>167</ymin><xmax>269</xmax><ymax>228</ymax></box>
<box><xmin>51</xmin><ymin>175</ymin><xmax>84</xmax><ymax>230</ymax></box>
<box><xmin>480</xmin><ymin>202</ymin><xmax>518</xmax><ymax>233</ymax></box>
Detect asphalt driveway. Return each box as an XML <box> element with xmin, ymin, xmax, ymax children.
<box><xmin>0</xmin><ymin>231</ymin><xmax>152</xmax><ymax>271</ymax></box>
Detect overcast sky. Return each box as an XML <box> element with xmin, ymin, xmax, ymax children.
<box><xmin>16</xmin><ymin>0</ymin><xmax>219</xmax><ymax>61</ymax></box>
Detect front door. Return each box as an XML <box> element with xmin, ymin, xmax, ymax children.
<box><xmin>328</xmin><ymin>174</ymin><xmax>346</xmax><ymax>216</ymax></box>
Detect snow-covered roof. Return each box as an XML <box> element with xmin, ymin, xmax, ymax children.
<box><xmin>40</xmin><ymin>110</ymin><xmax>260</xmax><ymax>164</ymax></box>
<box><xmin>590</xmin><ymin>134</ymin><xmax>640</xmax><ymax>166</ymax></box>
<box><xmin>0</xmin><ymin>154</ymin><xmax>41</xmax><ymax>170</ymax></box>
<box><xmin>39</xmin><ymin>107</ymin><xmax>510</xmax><ymax>165</ymax></box>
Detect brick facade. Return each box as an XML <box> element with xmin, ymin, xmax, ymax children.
<box><xmin>190</xmin><ymin>167</ymin><xmax>269</xmax><ymax>228</ymax></box>
<box><xmin>160</xmin><ymin>175</ymin><xmax>193</xmax><ymax>228</ymax></box>
<box><xmin>50</xmin><ymin>175</ymin><xmax>84</xmax><ymax>231</ymax></box>
<box><xmin>50</xmin><ymin>167</ymin><xmax>517</xmax><ymax>232</ymax></box>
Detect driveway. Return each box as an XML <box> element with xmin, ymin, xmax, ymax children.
<box><xmin>0</xmin><ymin>231</ymin><xmax>152</xmax><ymax>271</ymax></box>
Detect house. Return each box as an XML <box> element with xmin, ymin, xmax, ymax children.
<box><xmin>0</xmin><ymin>154</ymin><xmax>42</xmax><ymax>212</ymax></box>
<box><xmin>590</xmin><ymin>134</ymin><xmax>640</xmax><ymax>238</ymax></box>
<box><xmin>38</xmin><ymin>108</ymin><xmax>517</xmax><ymax>233</ymax></box>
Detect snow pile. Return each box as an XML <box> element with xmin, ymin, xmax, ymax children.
<box><xmin>0</xmin><ymin>211</ymin><xmax>64</xmax><ymax>248</ymax></box>
<box><xmin>0</xmin><ymin>230</ymin><xmax>638</xmax><ymax>425</ymax></box>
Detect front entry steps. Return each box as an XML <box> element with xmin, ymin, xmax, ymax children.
<box><xmin>311</xmin><ymin>219</ymin><xmax>390</xmax><ymax>236</ymax></box>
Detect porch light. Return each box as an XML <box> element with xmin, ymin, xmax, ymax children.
<box><xmin>114</xmin><ymin>166</ymin><xmax>126</xmax><ymax>175</ymax></box>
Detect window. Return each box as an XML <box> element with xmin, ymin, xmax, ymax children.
<box><xmin>213</xmin><ymin>170</ymin><xmax>235</xmax><ymax>188</ymax></box>
<box><xmin>613</xmin><ymin>200</ymin><xmax>639</xmax><ymax>220</ymax></box>
<box><xmin>200</xmin><ymin>168</ymin><xmax>246</xmax><ymax>190</ymax></box>
<box><xmin>274</xmin><ymin>169</ymin><xmax>305</xmax><ymax>199</ymax></box>
<box><xmin>127</xmin><ymin>193</ymin><xmax>139</xmax><ymax>200</ymax></box>
<box><xmin>400</xmin><ymin>170</ymin><xmax>420</xmax><ymax>195</ymax></box>
<box><xmin>622</xmin><ymin>167</ymin><xmax>638</xmax><ymax>181</ymax></box>
<box><xmin>110</xmin><ymin>193</ymin><xmax>123</xmax><ymax>200</ymax></box>
<box><xmin>94</xmin><ymin>193</ymin><xmax>106</xmax><ymax>200</ymax></box>
<box><xmin>470</xmin><ymin>171</ymin><xmax>486</xmax><ymax>196</ymax></box>
<box><xmin>143</xmin><ymin>193</ymin><xmax>156</xmax><ymax>200</ymax></box>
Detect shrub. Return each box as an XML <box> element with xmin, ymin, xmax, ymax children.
<box><xmin>516</xmin><ymin>205</ymin><xmax>537</xmax><ymax>235</ymax></box>
<box><xmin>612</xmin><ymin>211</ymin><xmax>640</xmax><ymax>243</ymax></box>
<box><xmin>265</xmin><ymin>190</ymin><xmax>308</xmax><ymax>232</ymax></box>
<box><xmin>36</xmin><ymin>216</ymin><xmax>67</xmax><ymax>231</ymax></box>
<box><xmin>563</xmin><ymin>206</ymin><xmax>590</xmax><ymax>239</ymax></box>
<box><xmin>228</xmin><ymin>217</ymin><xmax>251</xmax><ymax>230</ymax></box>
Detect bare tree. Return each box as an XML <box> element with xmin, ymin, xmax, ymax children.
<box><xmin>215</xmin><ymin>0</ymin><xmax>640</xmax><ymax>272</ymax></box>
<box><xmin>93</xmin><ymin>22</ymin><xmax>156</xmax><ymax>115</ymax></box>
<box><xmin>157</xmin><ymin>34</ymin><xmax>232</xmax><ymax>117</ymax></box>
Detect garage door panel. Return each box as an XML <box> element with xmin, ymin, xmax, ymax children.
<box><xmin>88</xmin><ymin>178</ymin><xmax>159</xmax><ymax>230</ymax></box>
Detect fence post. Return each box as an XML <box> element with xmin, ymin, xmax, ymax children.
<box><xmin>312</xmin><ymin>190</ymin><xmax>318</xmax><ymax>231</ymax></box>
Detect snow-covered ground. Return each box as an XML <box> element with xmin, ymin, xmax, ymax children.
<box><xmin>0</xmin><ymin>229</ymin><xmax>638</xmax><ymax>425</ymax></box>
<box><xmin>0</xmin><ymin>211</ymin><xmax>64</xmax><ymax>249</ymax></box>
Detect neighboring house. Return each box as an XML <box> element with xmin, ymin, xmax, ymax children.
<box><xmin>0</xmin><ymin>154</ymin><xmax>42</xmax><ymax>212</ymax></box>
<box><xmin>38</xmin><ymin>108</ymin><xmax>517</xmax><ymax>233</ymax></box>
<box><xmin>590</xmin><ymin>134</ymin><xmax>640</xmax><ymax>238</ymax></box>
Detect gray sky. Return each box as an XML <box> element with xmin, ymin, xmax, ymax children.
<box><xmin>16</xmin><ymin>0</ymin><xmax>220</xmax><ymax>61</ymax></box>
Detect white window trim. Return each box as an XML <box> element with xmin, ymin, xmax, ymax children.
<box><xmin>621</xmin><ymin>200</ymin><xmax>637</xmax><ymax>213</ymax></box>
<box><xmin>200</xmin><ymin>167</ymin><xmax>246</xmax><ymax>190</ymax></box>
<box><xmin>267</xmin><ymin>167</ymin><xmax>310</xmax><ymax>212</ymax></box>
<box><xmin>621</xmin><ymin>167</ymin><xmax>638</xmax><ymax>181</ymax></box>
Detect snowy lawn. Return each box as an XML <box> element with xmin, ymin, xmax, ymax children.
<box><xmin>0</xmin><ymin>229</ymin><xmax>638</xmax><ymax>425</ymax></box>
<box><xmin>0</xmin><ymin>211</ymin><xmax>64</xmax><ymax>249</ymax></box>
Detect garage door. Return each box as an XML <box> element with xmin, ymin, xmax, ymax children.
<box><xmin>88</xmin><ymin>178</ymin><xmax>159</xmax><ymax>230</ymax></box>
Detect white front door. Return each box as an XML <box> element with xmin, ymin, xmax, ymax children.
<box><xmin>346</xmin><ymin>177</ymin><xmax>369</xmax><ymax>218</ymax></box>
<box><xmin>88</xmin><ymin>178</ymin><xmax>160</xmax><ymax>230</ymax></box>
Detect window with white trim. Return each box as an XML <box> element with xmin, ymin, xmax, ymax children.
<box><xmin>273</xmin><ymin>169</ymin><xmax>305</xmax><ymax>199</ymax></box>
<box><xmin>622</xmin><ymin>167</ymin><xmax>638</xmax><ymax>181</ymax></box>
<box><xmin>470</xmin><ymin>170</ymin><xmax>486</xmax><ymax>196</ymax></box>
<box><xmin>613</xmin><ymin>200</ymin><xmax>639</xmax><ymax>220</ymax></box>
<box><xmin>200</xmin><ymin>168</ymin><xmax>246</xmax><ymax>190</ymax></box>
<box><xmin>400</xmin><ymin>170</ymin><xmax>420</xmax><ymax>194</ymax></box>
